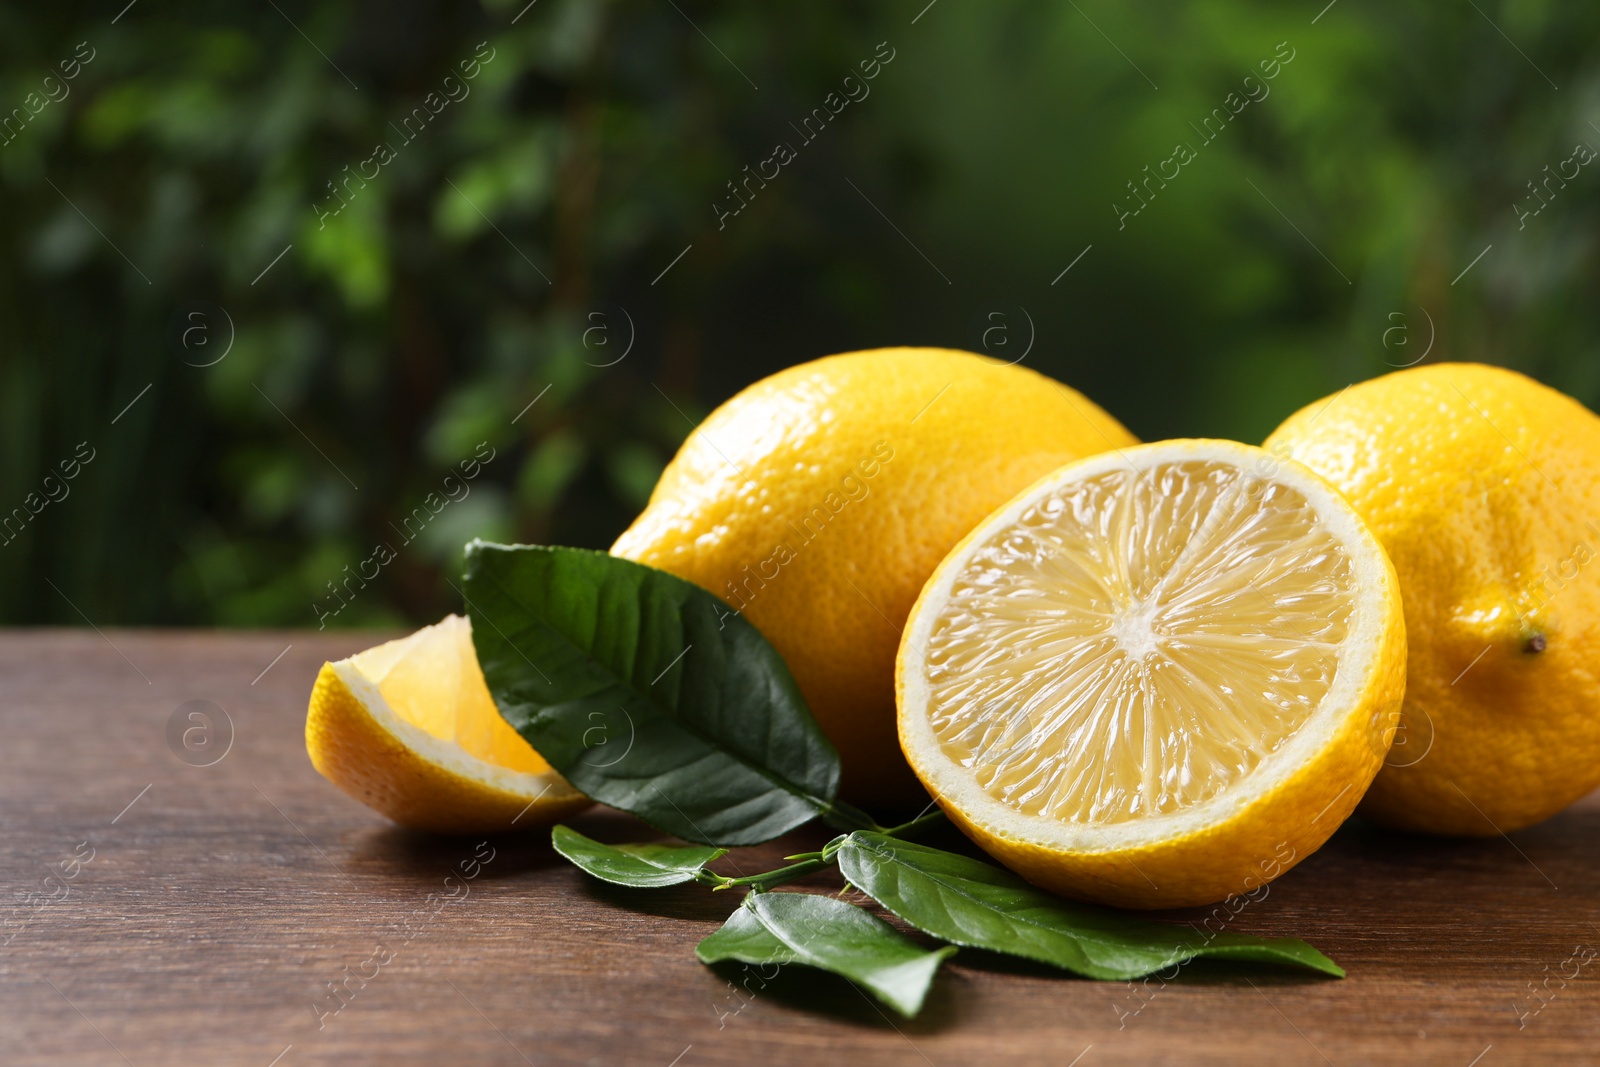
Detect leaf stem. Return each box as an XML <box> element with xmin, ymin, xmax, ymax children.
<box><xmin>708</xmin><ymin>812</ymin><xmax>949</xmax><ymax>892</ymax></box>
<box><xmin>710</xmin><ymin>855</ymin><xmax>833</xmax><ymax>891</ymax></box>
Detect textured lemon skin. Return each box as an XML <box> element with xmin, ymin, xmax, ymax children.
<box><xmin>612</xmin><ymin>348</ymin><xmax>1137</xmax><ymax>803</ymax></box>
<box><xmin>1267</xmin><ymin>363</ymin><xmax>1600</xmax><ymax>835</ymax></box>
<box><xmin>307</xmin><ymin>663</ymin><xmax>590</xmax><ymax>833</ymax></box>
<box><xmin>897</xmin><ymin>440</ymin><xmax>1408</xmax><ymax>909</ymax></box>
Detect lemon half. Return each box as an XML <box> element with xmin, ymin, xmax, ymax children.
<box><xmin>897</xmin><ymin>440</ymin><xmax>1406</xmax><ymax>908</ymax></box>
<box><xmin>307</xmin><ymin>615</ymin><xmax>589</xmax><ymax>832</ymax></box>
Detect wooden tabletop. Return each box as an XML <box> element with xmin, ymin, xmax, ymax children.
<box><xmin>2</xmin><ymin>630</ymin><xmax>1597</xmax><ymax>1066</ymax></box>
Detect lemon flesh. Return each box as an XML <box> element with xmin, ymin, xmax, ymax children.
<box><xmin>348</xmin><ymin>614</ymin><xmax>550</xmax><ymax>775</ymax></box>
<box><xmin>307</xmin><ymin>615</ymin><xmax>589</xmax><ymax>832</ymax></box>
<box><xmin>899</xmin><ymin>440</ymin><xmax>1406</xmax><ymax>908</ymax></box>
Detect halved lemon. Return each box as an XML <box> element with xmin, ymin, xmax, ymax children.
<box><xmin>897</xmin><ymin>440</ymin><xmax>1406</xmax><ymax>908</ymax></box>
<box><xmin>307</xmin><ymin>615</ymin><xmax>589</xmax><ymax>832</ymax></box>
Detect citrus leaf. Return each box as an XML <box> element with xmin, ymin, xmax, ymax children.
<box><xmin>835</xmin><ymin>832</ymin><xmax>1344</xmax><ymax>980</ymax></box>
<box><xmin>551</xmin><ymin>825</ymin><xmax>725</xmax><ymax>888</ymax></box>
<box><xmin>695</xmin><ymin>891</ymin><xmax>956</xmax><ymax>1017</ymax></box>
<box><xmin>463</xmin><ymin>542</ymin><xmax>840</xmax><ymax>846</ymax></box>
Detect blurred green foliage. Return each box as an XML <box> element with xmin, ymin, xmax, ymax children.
<box><xmin>2</xmin><ymin>1</ymin><xmax>1598</xmax><ymax>627</ymax></box>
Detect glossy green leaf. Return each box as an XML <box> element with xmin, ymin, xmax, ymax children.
<box><xmin>551</xmin><ymin>825</ymin><xmax>725</xmax><ymax>888</ymax></box>
<box><xmin>836</xmin><ymin>832</ymin><xmax>1343</xmax><ymax>980</ymax></box>
<box><xmin>463</xmin><ymin>542</ymin><xmax>840</xmax><ymax>846</ymax></box>
<box><xmin>695</xmin><ymin>891</ymin><xmax>956</xmax><ymax>1017</ymax></box>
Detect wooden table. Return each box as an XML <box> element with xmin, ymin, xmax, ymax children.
<box><xmin>2</xmin><ymin>630</ymin><xmax>1596</xmax><ymax>1065</ymax></box>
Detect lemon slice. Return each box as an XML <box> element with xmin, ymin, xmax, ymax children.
<box><xmin>307</xmin><ymin>615</ymin><xmax>589</xmax><ymax>832</ymax></box>
<box><xmin>898</xmin><ymin>440</ymin><xmax>1406</xmax><ymax>908</ymax></box>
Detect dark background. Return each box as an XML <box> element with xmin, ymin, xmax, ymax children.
<box><xmin>4</xmin><ymin>0</ymin><xmax>1596</xmax><ymax>628</ymax></box>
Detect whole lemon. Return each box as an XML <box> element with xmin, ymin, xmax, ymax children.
<box><xmin>613</xmin><ymin>348</ymin><xmax>1137</xmax><ymax>804</ymax></box>
<box><xmin>1266</xmin><ymin>363</ymin><xmax>1600</xmax><ymax>834</ymax></box>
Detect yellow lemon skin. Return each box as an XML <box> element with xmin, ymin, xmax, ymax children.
<box><xmin>612</xmin><ymin>348</ymin><xmax>1137</xmax><ymax>804</ymax></box>
<box><xmin>1267</xmin><ymin>363</ymin><xmax>1600</xmax><ymax>835</ymax></box>
<box><xmin>897</xmin><ymin>440</ymin><xmax>1407</xmax><ymax>908</ymax></box>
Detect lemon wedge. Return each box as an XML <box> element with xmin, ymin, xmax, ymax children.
<box><xmin>307</xmin><ymin>615</ymin><xmax>588</xmax><ymax>832</ymax></box>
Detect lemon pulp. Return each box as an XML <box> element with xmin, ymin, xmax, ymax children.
<box><xmin>923</xmin><ymin>459</ymin><xmax>1358</xmax><ymax>826</ymax></box>
<box><xmin>348</xmin><ymin>614</ymin><xmax>551</xmax><ymax>775</ymax></box>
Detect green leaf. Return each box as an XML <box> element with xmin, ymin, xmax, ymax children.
<box><xmin>695</xmin><ymin>892</ymin><xmax>956</xmax><ymax>1017</ymax></box>
<box><xmin>463</xmin><ymin>542</ymin><xmax>841</xmax><ymax>846</ymax></box>
<box><xmin>835</xmin><ymin>833</ymin><xmax>1344</xmax><ymax>980</ymax></box>
<box><xmin>551</xmin><ymin>825</ymin><xmax>725</xmax><ymax>888</ymax></box>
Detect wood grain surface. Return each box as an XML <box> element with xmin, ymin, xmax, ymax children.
<box><xmin>2</xmin><ymin>629</ymin><xmax>1597</xmax><ymax>1066</ymax></box>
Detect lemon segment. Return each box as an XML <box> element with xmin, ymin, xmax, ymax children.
<box><xmin>307</xmin><ymin>615</ymin><xmax>589</xmax><ymax>833</ymax></box>
<box><xmin>899</xmin><ymin>440</ymin><xmax>1406</xmax><ymax>908</ymax></box>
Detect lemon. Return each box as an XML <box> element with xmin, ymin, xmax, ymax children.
<box><xmin>1267</xmin><ymin>363</ymin><xmax>1600</xmax><ymax>834</ymax></box>
<box><xmin>897</xmin><ymin>440</ymin><xmax>1406</xmax><ymax>908</ymax></box>
<box><xmin>306</xmin><ymin>615</ymin><xmax>589</xmax><ymax>832</ymax></box>
<box><xmin>613</xmin><ymin>347</ymin><xmax>1137</xmax><ymax>803</ymax></box>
